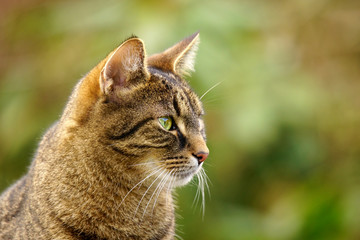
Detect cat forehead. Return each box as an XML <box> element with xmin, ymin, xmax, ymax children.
<box><xmin>148</xmin><ymin>67</ymin><xmax>184</xmax><ymax>87</ymax></box>
<box><xmin>147</xmin><ymin>68</ymin><xmax>204</xmax><ymax>117</ymax></box>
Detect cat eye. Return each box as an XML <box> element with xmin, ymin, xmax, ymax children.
<box><xmin>159</xmin><ymin>117</ymin><xmax>175</xmax><ymax>131</ymax></box>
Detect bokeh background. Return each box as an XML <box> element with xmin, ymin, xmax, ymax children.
<box><xmin>1</xmin><ymin>0</ymin><xmax>360</xmax><ymax>239</ymax></box>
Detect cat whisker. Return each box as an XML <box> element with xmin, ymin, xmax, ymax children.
<box><xmin>192</xmin><ymin>175</ymin><xmax>201</xmax><ymax>209</ymax></box>
<box><xmin>199</xmin><ymin>168</ymin><xmax>210</xmax><ymax>219</ymax></box>
<box><xmin>202</xmin><ymin>96</ymin><xmax>225</xmax><ymax>104</ymax></box>
<box><xmin>143</xmin><ymin>170</ymin><xmax>172</xmax><ymax>217</ymax></box>
<box><xmin>199</xmin><ymin>81</ymin><xmax>223</xmax><ymax>100</ymax></box>
<box><xmin>134</xmin><ymin>169</ymin><xmax>166</xmax><ymax>217</ymax></box>
<box><xmin>202</xmin><ymin>161</ymin><xmax>214</xmax><ymax>168</ymax></box>
<box><xmin>201</xmin><ymin>168</ymin><xmax>211</xmax><ymax>197</ymax></box>
<box><xmin>129</xmin><ymin>161</ymin><xmax>165</xmax><ymax>167</ymax></box>
<box><xmin>144</xmin><ymin>171</ymin><xmax>170</xmax><ymax>217</ymax></box>
<box><xmin>166</xmin><ymin>171</ymin><xmax>177</xmax><ymax>207</ymax></box>
<box><xmin>191</xmin><ymin>167</ymin><xmax>210</xmax><ymax>219</ymax></box>
<box><xmin>129</xmin><ymin>162</ymin><xmax>155</xmax><ymax>167</ymax></box>
<box><xmin>174</xmin><ymin>233</ymin><xmax>184</xmax><ymax>240</ymax></box>
<box><xmin>151</xmin><ymin>169</ymin><xmax>175</xmax><ymax>214</ymax></box>
<box><xmin>198</xmin><ymin>169</ymin><xmax>205</xmax><ymax>219</ymax></box>
<box><xmin>117</xmin><ymin>166</ymin><xmax>163</xmax><ymax>210</ymax></box>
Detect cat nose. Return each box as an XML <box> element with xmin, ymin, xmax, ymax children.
<box><xmin>193</xmin><ymin>151</ymin><xmax>209</xmax><ymax>164</ymax></box>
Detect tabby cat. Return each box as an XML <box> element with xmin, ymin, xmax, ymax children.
<box><xmin>0</xmin><ymin>32</ymin><xmax>209</xmax><ymax>239</ymax></box>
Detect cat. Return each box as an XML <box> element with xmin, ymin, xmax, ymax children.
<box><xmin>0</xmin><ymin>32</ymin><xmax>209</xmax><ymax>240</ymax></box>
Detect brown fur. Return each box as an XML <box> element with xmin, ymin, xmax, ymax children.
<box><xmin>0</xmin><ymin>32</ymin><xmax>208</xmax><ymax>240</ymax></box>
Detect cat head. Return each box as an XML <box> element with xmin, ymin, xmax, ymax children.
<box><xmin>65</xmin><ymin>32</ymin><xmax>208</xmax><ymax>187</ymax></box>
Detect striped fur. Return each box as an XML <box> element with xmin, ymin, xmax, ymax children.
<box><xmin>0</xmin><ymin>32</ymin><xmax>208</xmax><ymax>240</ymax></box>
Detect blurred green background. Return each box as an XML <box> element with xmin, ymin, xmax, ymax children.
<box><xmin>1</xmin><ymin>0</ymin><xmax>360</xmax><ymax>239</ymax></box>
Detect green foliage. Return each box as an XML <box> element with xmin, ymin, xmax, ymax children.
<box><xmin>1</xmin><ymin>0</ymin><xmax>360</xmax><ymax>239</ymax></box>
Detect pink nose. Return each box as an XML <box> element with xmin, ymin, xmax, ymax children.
<box><xmin>194</xmin><ymin>152</ymin><xmax>209</xmax><ymax>164</ymax></box>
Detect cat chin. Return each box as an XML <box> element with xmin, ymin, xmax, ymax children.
<box><xmin>172</xmin><ymin>164</ymin><xmax>203</xmax><ymax>187</ymax></box>
<box><xmin>172</xmin><ymin>175</ymin><xmax>194</xmax><ymax>187</ymax></box>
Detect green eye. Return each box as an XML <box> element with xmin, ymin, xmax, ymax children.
<box><xmin>159</xmin><ymin>117</ymin><xmax>174</xmax><ymax>131</ymax></box>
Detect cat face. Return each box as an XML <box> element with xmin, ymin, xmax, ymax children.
<box><xmin>148</xmin><ymin>70</ymin><xmax>208</xmax><ymax>186</ymax></box>
<box><xmin>95</xmin><ymin>33</ymin><xmax>208</xmax><ymax>187</ymax></box>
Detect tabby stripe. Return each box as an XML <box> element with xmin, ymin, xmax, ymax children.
<box><xmin>107</xmin><ymin>118</ymin><xmax>153</xmax><ymax>140</ymax></box>
<box><xmin>128</xmin><ymin>143</ymin><xmax>169</xmax><ymax>149</ymax></box>
<box><xmin>5</xmin><ymin>179</ymin><xmax>27</xmax><ymax>222</ymax></box>
<box><xmin>58</xmin><ymin>218</ymin><xmax>101</xmax><ymax>240</ymax></box>
<box><xmin>166</xmin><ymin>165</ymin><xmax>188</xmax><ymax>170</ymax></box>
<box><xmin>177</xmin><ymin>129</ymin><xmax>186</xmax><ymax>149</ymax></box>
<box><xmin>182</xmin><ymin>88</ymin><xmax>196</xmax><ymax>115</ymax></box>
<box><xmin>110</xmin><ymin>145</ymin><xmax>139</xmax><ymax>158</ymax></box>
<box><xmin>28</xmin><ymin>203</ymin><xmax>47</xmax><ymax>236</ymax></box>
<box><xmin>173</xmin><ymin>96</ymin><xmax>181</xmax><ymax>116</ymax></box>
<box><xmin>165</xmin><ymin>161</ymin><xmax>187</xmax><ymax>165</ymax></box>
<box><xmin>162</xmin><ymin>156</ymin><xmax>186</xmax><ymax>160</ymax></box>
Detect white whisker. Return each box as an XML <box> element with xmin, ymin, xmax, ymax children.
<box><xmin>166</xmin><ymin>172</ymin><xmax>176</xmax><ymax>206</ymax></box>
<box><xmin>199</xmin><ymin>167</ymin><xmax>211</xmax><ymax>219</ymax></box>
<box><xmin>116</xmin><ymin>166</ymin><xmax>162</xmax><ymax>210</ymax></box>
<box><xmin>199</xmin><ymin>169</ymin><xmax>205</xmax><ymax>219</ymax></box>
<box><xmin>192</xmin><ymin>174</ymin><xmax>201</xmax><ymax>209</ymax></box>
<box><xmin>174</xmin><ymin>232</ymin><xmax>184</xmax><ymax>240</ymax></box>
<box><xmin>200</xmin><ymin>81</ymin><xmax>222</xmax><ymax>100</ymax></box>
<box><xmin>152</xmin><ymin>169</ymin><xmax>174</xmax><ymax>213</ymax></box>
<box><xmin>134</xmin><ymin>169</ymin><xmax>166</xmax><ymax>217</ymax></box>
<box><xmin>143</xmin><ymin>170</ymin><xmax>172</xmax><ymax>217</ymax></box>
<box><xmin>202</xmin><ymin>168</ymin><xmax>211</xmax><ymax>197</ymax></box>
<box><xmin>129</xmin><ymin>161</ymin><xmax>162</xmax><ymax>167</ymax></box>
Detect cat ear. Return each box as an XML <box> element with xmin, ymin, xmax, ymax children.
<box><xmin>100</xmin><ymin>38</ymin><xmax>150</xmax><ymax>95</ymax></box>
<box><xmin>147</xmin><ymin>32</ymin><xmax>200</xmax><ymax>77</ymax></box>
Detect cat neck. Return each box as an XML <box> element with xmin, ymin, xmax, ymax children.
<box><xmin>29</xmin><ymin>123</ymin><xmax>175</xmax><ymax>239</ymax></box>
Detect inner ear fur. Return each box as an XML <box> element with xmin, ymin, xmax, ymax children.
<box><xmin>100</xmin><ymin>38</ymin><xmax>150</xmax><ymax>95</ymax></box>
<box><xmin>147</xmin><ymin>32</ymin><xmax>200</xmax><ymax>77</ymax></box>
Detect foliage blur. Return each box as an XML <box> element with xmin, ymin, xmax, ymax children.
<box><xmin>1</xmin><ymin>0</ymin><xmax>359</xmax><ymax>239</ymax></box>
